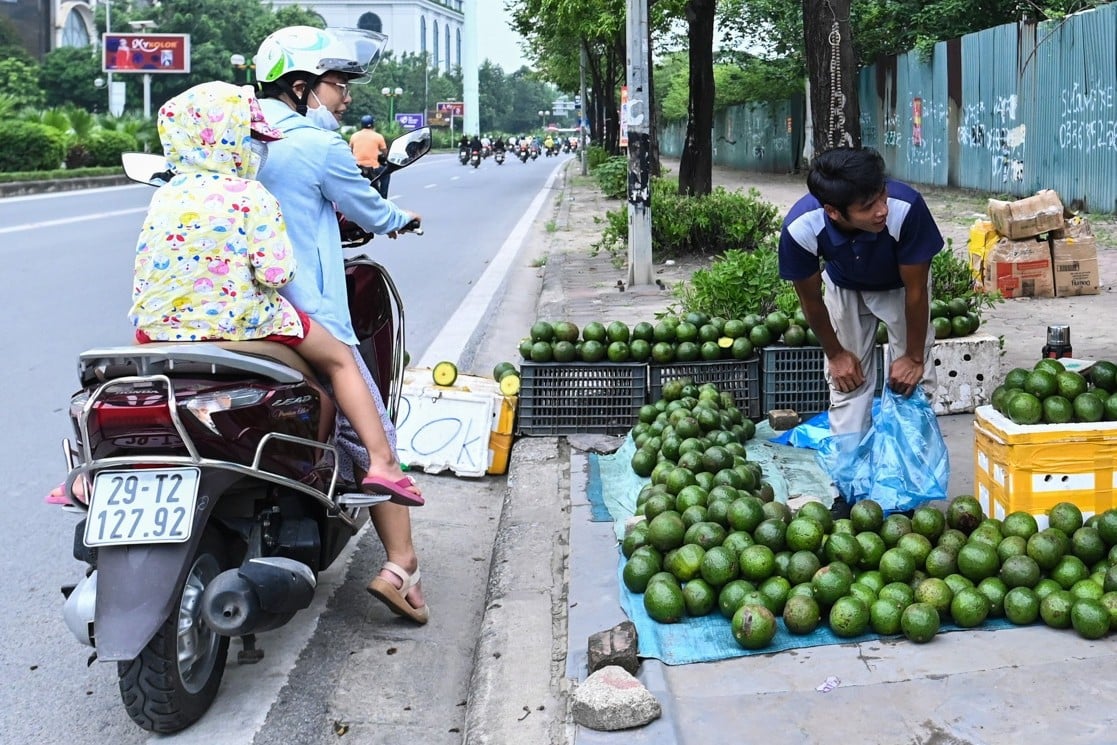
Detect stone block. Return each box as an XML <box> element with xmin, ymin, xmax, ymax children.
<box><xmin>768</xmin><ymin>409</ymin><xmax>800</xmax><ymax>430</ymax></box>
<box><xmin>571</xmin><ymin>666</ymin><xmax>661</xmax><ymax>731</ymax></box>
<box><xmin>587</xmin><ymin>620</ymin><xmax>639</xmax><ymax>675</ymax></box>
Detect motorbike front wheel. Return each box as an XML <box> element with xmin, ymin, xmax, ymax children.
<box><xmin>117</xmin><ymin>528</ymin><xmax>230</xmax><ymax>733</ymax></box>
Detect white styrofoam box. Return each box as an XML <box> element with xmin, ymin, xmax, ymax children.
<box><xmin>395</xmin><ymin>369</ymin><xmax>501</xmax><ymax>477</ymax></box>
<box><xmin>928</xmin><ymin>334</ymin><xmax>1001</xmax><ymax>415</ymax></box>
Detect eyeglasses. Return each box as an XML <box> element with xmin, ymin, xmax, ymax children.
<box><xmin>319</xmin><ymin>79</ymin><xmax>351</xmax><ymax>98</ymax></box>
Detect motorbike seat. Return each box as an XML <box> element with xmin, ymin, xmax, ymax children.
<box><xmin>78</xmin><ymin>342</ymin><xmax>319</xmax><ymax>387</ymax></box>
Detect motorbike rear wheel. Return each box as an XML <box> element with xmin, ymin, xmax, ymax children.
<box><xmin>117</xmin><ymin>528</ymin><xmax>230</xmax><ymax>733</ymax></box>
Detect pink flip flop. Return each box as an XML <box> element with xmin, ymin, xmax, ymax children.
<box><xmin>45</xmin><ymin>483</ymin><xmax>70</xmax><ymax>505</ymax></box>
<box><xmin>360</xmin><ymin>474</ymin><xmax>424</xmax><ymax>507</ymax></box>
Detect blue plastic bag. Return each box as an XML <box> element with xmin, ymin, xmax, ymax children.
<box><xmin>817</xmin><ymin>385</ymin><xmax>950</xmax><ymax>512</ymax></box>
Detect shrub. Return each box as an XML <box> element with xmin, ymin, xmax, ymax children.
<box><xmin>585</xmin><ymin>144</ymin><xmax>610</xmax><ymax>170</ymax></box>
<box><xmin>932</xmin><ymin>238</ymin><xmax>1002</xmax><ymax>313</ymax></box>
<box><xmin>673</xmin><ymin>242</ymin><xmax>800</xmax><ymax>319</ymax></box>
<box><xmin>65</xmin><ymin>142</ymin><xmax>94</xmax><ymax>169</ymax></box>
<box><xmin>591</xmin><ymin>176</ymin><xmax>781</xmax><ymax>260</ymax></box>
<box><xmin>85</xmin><ymin>129</ymin><xmax>138</xmax><ymax>167</ymax></box>
<box><xmin>593</xmin><ymin>156</ymin><xmax>628</xmax><ymax>199</ymax></box>
<box><xmin>0</xmin><ymin>120</ymin><xmax>66</xmax><ymax>172</ymax></box>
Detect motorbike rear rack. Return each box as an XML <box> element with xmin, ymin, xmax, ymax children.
<box><xmin>64</xmin><ymin>372</ymin><xmax>358</xmax><ymax>528</ymax></box>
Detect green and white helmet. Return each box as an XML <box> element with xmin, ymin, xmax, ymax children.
<box><xmin>255</xmin><ymin>26</ymin><xmax>387</xmax><ymax>84</ymax></box>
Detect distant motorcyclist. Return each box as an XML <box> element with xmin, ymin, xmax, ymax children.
<box><xmin>494</xmin><ymin>136</ymin><xmax>506</xmax><ymax>152</ymax></box>
<box><xmin>469</xmin><ymin>133</ymin><xmax>483</xmax><ymax>153</ymax></box>
<box><xmin>349</xmin><ymin>114</ymin><xmax>389</xmax><ymax>197</ymax></box>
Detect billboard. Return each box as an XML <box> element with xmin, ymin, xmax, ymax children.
<box><xmin>103</xmin><ymin>33</ymin><xmax>191</xmax><ymax>74</ymax></box>
<box><xmin>436</xmin><ymin>101</ymin><xmax>464</xmax><ymax>116</ymax></box>
<box><xmin>395</xmin><ymin>113</ymin><xmax>425</xmax><ymax>129</ymax></box>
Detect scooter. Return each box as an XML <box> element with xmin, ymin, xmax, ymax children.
<box><xmin>470</xmin><ymin>149</ymin><xmax>481</xmax><ymax>168</ymax></box>
<box><xmin>494</xmin><ymin>149</ymin><xmax>505</xmax><ymax>165</ymax></box>
<box><xmin>56</xmin><ymin>128</ymin><xmax>431</xmax><ymax>735</ymax></box>
<box><xmin>458</xmin><ymin>145</ymin><xmax>470</xmax><ymax>166</ymax></box>
<box><xmin>519</xmin><ymin>144</ymin><xmax>530</xmax><ymax>163</ymax></box>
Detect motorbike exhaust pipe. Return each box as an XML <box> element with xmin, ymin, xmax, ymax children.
<box><xmin>201</xmin><ymin>557</ymin><xmax>316</xmax><ymax>637</ymax></box>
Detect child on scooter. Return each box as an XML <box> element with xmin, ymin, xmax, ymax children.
<box><xmin>127</xmin><ymin>81</ymin><xmax>421</xmax><ymax>506</ymax></box>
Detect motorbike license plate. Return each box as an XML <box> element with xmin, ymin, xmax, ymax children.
<box><xmin>84</xmin><ymin>468</ymin><xmax>200</xmax><ymax>547</ymax></box>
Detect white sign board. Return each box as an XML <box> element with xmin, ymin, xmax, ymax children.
<box><xmin>395</xmin><ymin>371</ymin><xmax>500</xmax><ymax>478</ymax></box>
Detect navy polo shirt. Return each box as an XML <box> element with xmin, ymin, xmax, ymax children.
<box><xmin>778</xmin><ymin>179</ymin><xmax>943</xmax><ymax>291</ymax></box>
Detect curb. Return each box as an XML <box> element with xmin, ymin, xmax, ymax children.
<box><xmin>0</xmin><ymin>174</ymin><xmax>131</xmax><ymax>198</ymax></box>
<box><xmin>462</xmin><ymin>437</ymin><xmax>573</xmax><ymax>745</ymax></box>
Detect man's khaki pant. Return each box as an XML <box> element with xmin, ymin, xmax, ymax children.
<box><xmin>822</xmin><ymin>273</ymin><xmax>937</xmax><ymax>435</ymax></box>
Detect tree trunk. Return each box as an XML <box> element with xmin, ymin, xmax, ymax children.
<box><xmin>677</xmin><ymin>0</ymin><xmax>715</xmax><ymax>196</ymax></box>
<box><xmin>803</xmin><ymin>0</ymin><xmax>861</xmax><ymax>155</ymax></box>
<box><xmin>646</xmin><ymin>0</ymin><xmax>661</xmax><ymax>178</ymax></box>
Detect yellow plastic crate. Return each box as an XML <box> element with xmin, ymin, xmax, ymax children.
<box><xmin>487</xmin><ymin>395</ymin><xmax>517</xmax><ymax>475</ymax></box>
<box><xmin>973</xmin><ymin>405</ymin><xmax>1117</xmax><ymax>525</ymax></box>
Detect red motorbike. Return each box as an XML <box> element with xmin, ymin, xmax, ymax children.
<box><xmin>56</xmin><ymin>128</ymin><xmax>430</xmax><ymax>734</ymax></box>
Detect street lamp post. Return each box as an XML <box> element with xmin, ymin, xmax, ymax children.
<box><xmin>381</xmin><ymin>86</ymin><xmax>403</xmax><ymax>124</ymax></box>
<box><xmin>538</xmin><ymin>109</ymin><xmax>551</xmax><ymax>129</ymax></box>
<box><xmin>129</xmin><ymin>19</ymin><xmax>157</xmax><ymax>119</ymax></box>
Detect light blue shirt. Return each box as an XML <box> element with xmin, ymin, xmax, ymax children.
<box><xmin>257</xmin><ymin>98</ymin><xmax>412</xmax><ymax>344</ymax></box>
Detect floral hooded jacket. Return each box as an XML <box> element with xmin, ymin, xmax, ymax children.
<box><xmin>128</xmin><ymin>81</ymin><xmax>303</xmax><ymax>342</ymax></box>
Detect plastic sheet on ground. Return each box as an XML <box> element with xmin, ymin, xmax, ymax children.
<box><xmin>588</xmin><ymin>430</ymin><xmax>1012</xmax><ymax>666</ymax></box>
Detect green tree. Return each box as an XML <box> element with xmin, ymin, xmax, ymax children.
<box><xmin>0</xmin><ymin>57</ymin><xmax>45</xmax><ymax>110</ymax></box>
<box><xmin>39</xmin><ymin>46</ymin><xmax>105</xmax><ymax>111</ymax></box>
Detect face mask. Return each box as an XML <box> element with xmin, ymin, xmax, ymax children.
<box><xmin>306</xmin><ymin>90</ymin><xmax>340</xmax><ymax>131</ymax></box>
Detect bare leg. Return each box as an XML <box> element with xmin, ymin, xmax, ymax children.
<box><xmin>369</xmin><ymin>500</ymin><xmax>426</xmax><ymax>609</ymax></box>
<box><xmin>295</xmin><ymin>318</ymin><xmax>420</xmax><ymax>498</ymax></box>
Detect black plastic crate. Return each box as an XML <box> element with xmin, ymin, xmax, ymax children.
<box><xmin>648</xmin><ymin>357</ymin><xmax>762</xmax><ymax>420</ymax></box>
<box><xmin>760</xmin><ymin>345</ymin><xmax>885</xmax><ymax>418</ymax></box>
<box><xmin>517</xmin><ymin>362</ymin><xmax>648</xmax><ymax>436</ymax></box>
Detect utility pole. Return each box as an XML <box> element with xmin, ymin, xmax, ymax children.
<box><xmin>463</xmin><ymin>2</ymin><xmax>479</xmax><ymax>136</ymax></box>
<box><xmin>579</xmin><ymin>45</ymin><xmax>589</xmax><ymax>176</ymax></box>
<box><xmin>625</xmin><ymin>0</ymin><xmax>653</xmax><ymax>287</ymax></box>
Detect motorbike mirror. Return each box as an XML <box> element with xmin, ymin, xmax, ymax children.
<box><xmin>386</xmin><ymin>127</ymin><xmax>431</xmax><ymax>168</ymax></box>
<box><xmin>122</xmin><ymin>152</ymin><xmax>174</xmax><ymax>187</ymax></box>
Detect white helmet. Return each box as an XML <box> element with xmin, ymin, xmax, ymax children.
<box><xmin>255</xmin><ymin>26</ymin><xmax>387</xmax><ymax>85</ymax></box>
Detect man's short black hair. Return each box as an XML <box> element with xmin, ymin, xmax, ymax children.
<box><xmin>807</xmin><ymin>147</ymin><xmax>887</xmax><ymax>214</ymax></box>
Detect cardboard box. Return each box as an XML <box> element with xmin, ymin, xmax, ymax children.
<box><xmin>1051</xmin><ymin>235</ymin><xmax>1100</xmax><ymax>297</ymax></box>
<box><xmin>968</xmin><ymin>219</ymin><xmax>1000</xmax><ymax>285</ymax></box>
<box><xmin>987</xmin><ymin>190</ymin><xmax>1065</xmax><ymax>240</ymax></box>
<box><xmin>982</xmin><ymin>236</ymin><xmax>1055</xmax><ymax>298</ymax></box>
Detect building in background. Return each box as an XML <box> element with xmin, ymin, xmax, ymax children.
<box><xmin>0</xmin><ymin>0</ymin><xmax>97</xmax><ymax>59</ymax></box>
<box><xmin>269</xmin><ymin>0</ymin><xmax>464</xmax><ymax>72</ymax></box>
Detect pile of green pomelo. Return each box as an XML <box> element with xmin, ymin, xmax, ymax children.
<box><xmin>519</xmin><ymin>300</ymin><xmax>979</xmax><ymax>368</ymax></box>
<box><xmin>623</xmin><ymin>383</ymin><xmax>1117</xmax><ymax>649</ymax></box>
<box><xmin>992</xmin><ymin>358</ymin><xmax>1117</xmax><ymax>425</ymax></box>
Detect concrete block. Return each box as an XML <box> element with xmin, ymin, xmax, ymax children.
<box><xmin>587</xmin><ymin>621</ymin><xmax>639</xmax><ymax>675</ymax></box>
<box><xmin>571</xmin><ymin>666</ymin><xmax>661</xmax><ymax>731</ymax></box>
<box><xmin>768</xmin><ymin>409</ymin><xmax>800</xmax><ymax>430</ymax></box>
<box><xmin>927</xmin><ymin>334</ymin><xmax>1000</xmax><ymax>414</ymax></box>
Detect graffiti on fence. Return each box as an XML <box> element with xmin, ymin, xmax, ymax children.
<box><xmin>1058</xmin><ymin>83</ymin><xmax>1117</xmax><ymax>153</ymax></box>
<box><xmin>957</xmin><ymin>95</ymin><xmax>1024</xmax><ymax>183</ymax></box>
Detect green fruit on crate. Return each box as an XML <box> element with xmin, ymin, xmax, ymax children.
<box><xmin>947</xmin><ymin>297</ymin><xmax>970</xmax><ymax>316</ymax></box>
<box><xmin>1003</xmin><ymin>367</ymin><xmax>1030</xmax><ymax>390</ymax></box>
<box><xmin>929</xmin><ymin>299</ymin><xmax>949</xmax><ymax>319</ymax></box>
<box><xmin>519</xmin><ymin>337</ymin><xmax>534</xmax><ymax>360</ymax></box>
<box><xmin>432</xmin><ymin>361</ymin><xmax>458</xmax><ymax>386</ymax></box>
<box><xmin>629</xmin><ymin>339</ymin><xmax>652</xmax><ymax>362</ymax></box>
<box><xmin>675</xmin><ymin>342</ymin><xmax>700</xmax><ymax>362</ymax></box>
<box><xmin>1090</xmin><ymin>360</ymin><xmax>1117</xmax><ymax>392</ymax></box>
<box><xmin>674</xmin><ymin>322</ymin><xmax>698</xmax><ymax>344</ymax></box>
<box><xmin>582</xmin><ymin>321</ymin><xmax>607</xmax><ymax>343</ymax></box>
<box><xmin>723</xmin><ymin>319</ymin><xmax>747</xmax><ymax>339</ymax></box>
<box><xmin>932</xmin><ymin>316</ymin><xmax>952</xmax><ymax>339</ymax></box>
<box><xmin>950</xmin><ymin>315</ymin><xmax>972</xmax><ymax>337</ymax></box>
<box><xmin>1049</xmin><ymin>501</ymin><xmax>1084</xmax><ymax>535</ymax></box>
<box><xmin>1042</xmin><ymin>395</ymin><xmax>1074</xmax><ymax>424</ymax></box>
<box><xmin>529</xmin><ymin>341</ymin><xmax>553</xmax><ymax>363</ymax></box>
<box><xmin>552</xmin><ymin>340</ymin><xmax>577</xmax><ymax>363</ymax></box>
<box><xmin>782</xmin><ymin>325</ymin><xmax>807</xmax><ymax>347</ymax></box>
<box><xmin>1006</xmin><ymin>391</ymin><xmax>1042</xmax><ymax>424</ymax></box>
<box><xmin>1034</xmin><ymin>358</ymin><xmax>1066</xmax><ymax>375</ymax></box>
<box><xmin>1074</xmin><ymin>392</ymin><xmax>1105</xmax><ymax>422</ymax></box>
<box><xmin>632</xmin><ymin>321</ymin><xmax>655</xmax><ymax>342</ymax></box>
<box><xmin>606</xmin><ymin>321</ymin><xmax>630</xmax><ymax>343</ymax></box>
<box><xmin>493</xmin><ymin>361</ymin><xmax>517</xmax><ymax>381</ymax></box>
<box><xmin>580</xmin><ymin>340</ymin><xmax>606</xmax><ymax>363</ymax></box>
<box><xmin>1024</xmin><ymin>369</ymin><xmax>1058</xmax><ymax>398</ymax></box>
<box><xmin>748</xmin><ymin>325</ymin><xmax>772</xmax><ymax>347</ymax></box>
<box><xmin>552</xmin><ymin>320</ymin><xmax>580</xmax><ymax>343</ymax></box>
<box><xmin>529</xmin><ymin>320</ymin><xmax>555</xmax><ymax>342</ymax></box>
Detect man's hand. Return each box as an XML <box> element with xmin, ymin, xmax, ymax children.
<box><xmin>828</xmin><ymin>349</ymin><xmax>866</xmax><ymax>393</ymax></box>
<box><xmin>889</xmin><ymin>355</ymin><xmax>924</xmax><ymax>396</ymax></box>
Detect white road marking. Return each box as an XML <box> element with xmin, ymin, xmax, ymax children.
<box><xmin>0</xmin><ymin>206</ymin><xmax>148</xmax><ymax>235</ymax></box>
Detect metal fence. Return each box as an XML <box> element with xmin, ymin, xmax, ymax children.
<box><xmin>660</xmin><ymin>4</ymin><xmax>1117</xmax><ymax>214</ymax></box>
